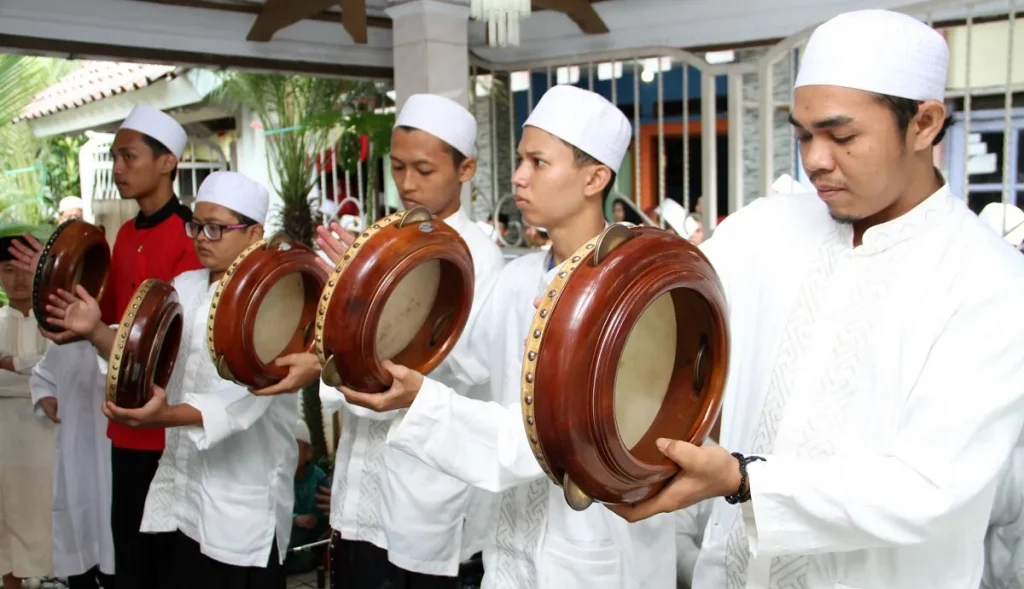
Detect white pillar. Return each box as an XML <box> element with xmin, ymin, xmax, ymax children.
<box><xmin>385</xmin><ymin>0</ymin><xmax>473</xmax><ymax>216</ymax></box>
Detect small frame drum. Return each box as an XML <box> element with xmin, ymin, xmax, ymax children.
<box><xmin>522</xmin><ymin>223</ymin><xmax>729</xmax><ymax>510</ymax></box>
<box><xmin>33</xmin><ymin>219</ymin><xmax>110</xmax><ymax>332</ymax></box>
<box><xmin>106</xmin><ymin>279</ymin><xmax>183</xmax><ymax>408</ymax></box>
<box><xmin>207</xmin><ymin>234</ymin><xmax>329</xmax><ymax>390</ymax></box>
<box><xmin>316</xmin><ymin>207</ymin><xmax>474</xmax><ymax>393</ymax></box>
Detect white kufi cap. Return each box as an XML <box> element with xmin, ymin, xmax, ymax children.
<box><xmin>58</xmin><ymin>196</ymin><xmax>83</xmax><ymax>212</ymax></box>
<box><xmin>295</xmin><ymin>419</ymin><xmax>311</xmax><ymax>444</ymax></box>
<box><xmin>979</xmin><ymin>202</ymin><xmax>1024</xmax><ymax>249</ymax></box>
<box><xmin>524</xmin><ymin>85</ymin><xmax>631</xmax><ymax>172</ymax></box>
<box><xmin>119</xmin><ymin>104</ymin><xmax>188</xmax><ymax>160</ymax></box>
<box><xmin>195</xmin><ymin>171</ymin><xmax>270</xmax><ymax>225</ymax></box>
<box><xmin>795</xmin><ymin>10</ymin><xmax>949</xmax><ymax>101</ymax></box>
<box><xmin>395</xmin><ymin>94</ymin><xmax>477</xmax><ymax>157</ymax></box>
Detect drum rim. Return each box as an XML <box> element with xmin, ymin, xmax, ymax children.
<box><xmin>106</xmin><ymin>278</ymin><xmax>164</xmax><ymax>405</ymax></box>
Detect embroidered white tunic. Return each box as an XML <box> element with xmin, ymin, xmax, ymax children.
<box><xmin>139</xmin><ymin>269</ymin><xmax>299</xmax><ymax>567</ymax></box>
<box><xmin>319</xmin><ymin>207</ymin><xmax>506</xmax><ymax>576</ymax></box>
<box><xmin>691</xmin><ymin>186</ymin><xmax>1024</xmax><ymax>589</ymax></box>
<box><xmin>29</xmin><ymin>340</ymin><xmax>114</xmax><ymax>578</ymax></box>
<box><xmin>0</xmin><ymin>307</ymin><xmax>53</xmax><ymax>578</ymax></box>
<box><xmin>386</xmin><ymin>250</ymin><xmax>677</xmax><ymax>589</ymax></box>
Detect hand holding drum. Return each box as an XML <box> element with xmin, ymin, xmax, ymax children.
<box><xmin>315</xmin><ymin>207</ymin><xmax>475</xmax><ymax>393</ymax></box>
<box><xmin>523</xmin><ymin>223</ymin><xmax>728</xmax><ymax>511</ymax></box>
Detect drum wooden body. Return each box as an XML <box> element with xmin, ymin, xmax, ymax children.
<box><xmin>33</xmin><ymin>219</ymin><xmax>110</xmax><ymax>332</ymax></box>
<box><xmin>106</xmin><ymin>279</ymin><xmax>183</xmax><ymax>409</ymax></box>
<box><xmin>522</xmin><ymin>224</ymin><xmax>728</xmax><ymax>510</ymax></box>
<box><xmin>208</xmin><ymin>234</ymin><xmax>329</xmax><ymax>390</ymax></box>
<box><xmin>316</xmin><ymin>207</ymin><xmax>474</xmax><ymax>393</ymax></box>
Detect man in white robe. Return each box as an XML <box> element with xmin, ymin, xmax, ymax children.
<box><xmin>311</xmin><ymin>93</ymin><xmax>505</xmax><ymax>589</ymax></box>
<box><xmin>29</xmin><ymin>340</ymin><xmax>114</xmax><ymax>589</ymax></box>
<box><xmin>44</xmin><ymin>172</ymin><xmax>313</xmax><ymax>589</ymax></box>
<box><xmin>336</xmin><ymin>85</ymin><xmax>677</xmax><ymax>589</ymax></box>
<box><xmin>0</xmin><ymin>236</ymin><xmax>54</xmax><ymax>589</ymax></box>
<box><xmin>608</xmin><ymin>10</ymin><xmax>1024</xmax><ymax>589</ymax></box>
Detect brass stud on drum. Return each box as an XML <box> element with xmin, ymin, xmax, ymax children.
<box><xmin>563</xmin><ymin>474</ymin><xmax>594</xmax><ymax>512</ymax></box>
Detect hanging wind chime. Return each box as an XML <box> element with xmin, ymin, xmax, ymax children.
<box><xmin>471</xmin><ymin>0</ymin><xmax>531</xmax><ymax>47</ymax></box>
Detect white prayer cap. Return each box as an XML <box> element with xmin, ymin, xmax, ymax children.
<box><xmin>295</xmin><ymin>419</ymin><xmax>311</xmax><ymax>445</ymax></box>
<box><xmin>395</xmin><ymin>94</ymin><xmax>477</xmax><ymax>157</ymax></box>
<box><xmin>195</xmin><ymin>171</ymin><xmax>270</xmax><ymax>225</ymax></box>
<box><xmin>119</xmin><ymin>105</ymin><xmax>188</xmax><ymax>160</ymax></box>
<box><xmin>524</xmin><ymin>85</ymin><xmax>631</xmax><ymax>172</ymax></box>
<box><xmin>58</xmin><ymin>196</ymin><xmax>83</xmax><ymax>212</ymax></box>
<box><xmin>979</xmin><ymin>203</ymin><xmax>1024</xmax><ymax>249</ymax></box>
<box><xmin>794</xmin><ymin>10</ymin><xmax>949</xmax><ymax>102</ymax></box>
<box><xmin>656</xmin><ymin>199</ymin><xmax>689</xmax><ymax>236</ymax></box>
<box><xmin>339</xmin><ymin>214</ymin><xmax>364</xmax><ymax>233</ymax></box>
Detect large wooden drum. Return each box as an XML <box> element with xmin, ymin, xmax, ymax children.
<box><xmin>207</xmin><ymin>234</ymin><xmax>329</xmax><ymax>390</ymax></box>
<box><xmin>106</xmin><ymin>279</ymin><xmax>183</xmax><ymax>408</ymax></box>
<box><xmin>316</xmin><ymin>207</ymin><xmax>474</xmax><ymax>393</ymax></box>
<box><xmin>522</xmin><ymin>223</ymin><xmax>728</xmax><ymax>510</ymax></box>
<box><xmin>33</xmin><ymin>219</ymin><xmax>110</xmax><ymax>332</ymax></box>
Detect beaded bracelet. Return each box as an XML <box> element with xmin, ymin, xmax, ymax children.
<box><xmin>724</xmin><ymin>452</ymin><xmax>766</xmax><ymax>505</ymax></box>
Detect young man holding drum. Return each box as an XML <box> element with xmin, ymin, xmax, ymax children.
<box><xmin>312</xmin><ymin>93</ymin><xmax>505</xmax><ymax>589</ymax></box>
<box><xmin>43</xmin><ymin>171</ymin><xmax>315</xmax><ymax>589</ymax></box>
<box><xmin>8</xmin><ymin>104</ymin><xmax>204</xmax><ymax>589</ymax></box>
<box><xmin>330</xmin><ymin>85</ymin><xmax>676</xmax><ymax>588</ymax></box>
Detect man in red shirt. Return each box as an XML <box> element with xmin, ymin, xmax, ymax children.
<box><xmin>14</xmin><ymin>104</ymin><xmax>202</xmax><ymax>589</ymax></box>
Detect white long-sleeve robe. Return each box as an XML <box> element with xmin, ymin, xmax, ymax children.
<box><xmin>692</xmin><ymin>186</ymin><xmax>1024</xmax><ymax>589</ymax></box>
<box><xmin>0</xmin><ymin>307</ymin><xmax>53</xmax><ymax>578</ymax></box>
<box><xmin>29</xmin><ymin>340</ymin><xmax>114</xmax><ymax>578</ymax></box>
<box><xmin>387</xmin><ymin>250</ymin><xmax>676</xmax><ymax>589</ymax></box>
<box><xmin>140</xmin><ymin>269</ymin><xmax>298</xmax><ymax>567</ymax></box>
<box><xmin>320</xmin><ymin>207</ymin><xmax>506</xmax><ymax>576</ymax></box>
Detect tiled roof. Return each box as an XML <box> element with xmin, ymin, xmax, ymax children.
<box><xmin>15</xmin><ymin>61</ymin><xmax>182</xmax><ymax>123</ymax></box>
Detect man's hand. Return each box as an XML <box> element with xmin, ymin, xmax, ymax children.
<box><xmin>102</xmin><ymin>385</ymin><xmax>169</xmax><ymax>428</ymax></box>
<box><xmin>7</xmin><ymin>232</ymin><xmax>43</xmax><ymax>274</ymax></box>
<box><xmin>0</xmin><ymin>355</ymin><xmax>14</xmax><ymax>373</ymax></box>
<box><xmin>249</xmin><ymin>353</ymin><xmax>322</xmax><ymax>396</ymax></box>
<box><xmin>338</xmin><ymin>360</ymin><xmax>423</xmax><ymax>413</ymax></box>
<box><xmin>294</xmin><ymin>514</ymin><xmax>318</xmax><ymax>530</ymax></box>
<box><xmin>314</xmin><ymin>222</ymin><xmax>357</xmax><ymax>270</ymax></box>
<box><xmin>315</xmin><ymin>485</ymin><xmax>331</xmax><ymax>514</ymax></box>
<box><xmin>44</xmin><ymin>285</ymin><xmax>101</xmax><ymax>337</ymax></box>
<box><xmin>607</xmin><ymin>439</ymin><xmax>742</xmax><ymax>523</ymax></box>
<box><xmin>38</xmin><ymin>397</ymin><xmax>60</xmax><ymax>424</ymax></box>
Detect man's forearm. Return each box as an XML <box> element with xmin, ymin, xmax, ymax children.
<box><xmin>150</xmin><ymin>403</ymin><xmax>203</xmax><ymax>428</ymax></box>
<box><xmin>88</xmin><ymin>324</ymin><xmax>117</xmax><ymax>358</ymax></box>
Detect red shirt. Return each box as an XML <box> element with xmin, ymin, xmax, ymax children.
<box><xmin>102</xmin><ymin>197</ymin><xmax>203</xmax><ymax>451</ymax></box>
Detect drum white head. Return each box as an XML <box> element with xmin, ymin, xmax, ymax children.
<box><xmin>253</xmin><ymin>272</ymin><xmax>305</xmax><ymax>364</ymax></box>
<box><xmin>614</xmin><ymin>291</ymin><xmax>676</xmax><ymax>450</ymax></box>
<box><xmin>375</xmin><ymin>260</ymin><xmax>441</xmax><ymax>360</ymax></box>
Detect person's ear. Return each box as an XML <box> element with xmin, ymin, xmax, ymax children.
<box><xmin>458</xmin><ymin>157</ymin><xmax>477</xmax><ymax>183</ymax></box>
<box><xmin>911</xmin><ymin>100</ymin><xmax>947</xmax><ymax>151</ymax></box>
<box><xmin>583</xmin><ymin>165</ymin><xmax>612</xmax><ymax>200</ymax></box>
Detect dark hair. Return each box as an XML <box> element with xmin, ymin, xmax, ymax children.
<box><xmin>874</xmin><ymin>94</ymin><xmax>953</xmax><ymax>146</ymax></box>
<box><xmin>232</xmin><ymin>211</ymin><xmax>259</xmax><ymax>226</ymax></box>
<box><xmin>395</xmin><ymin>125</ymin><xmax>467</xmax><ymax>169</ymax></box>
<box><xmin>565</xmin><ymin>141</ymin><xmax>617</xmax><ymax>200</ymax></box>
<box><xmin>140</xmin><ymin>133</ymin><xmax>179</xmax><ymax>183</ymax></box>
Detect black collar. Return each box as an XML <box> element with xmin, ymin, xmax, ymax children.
<box><xmin>134</xmin><ymin>196</ymin><xmax>192</xmax><ymax>230</ymax></box>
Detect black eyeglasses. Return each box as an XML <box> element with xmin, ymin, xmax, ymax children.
<box><xmin>185</xmin><ymin>221</ymin><xmax>251</xmax><ymax>241</ymax></box>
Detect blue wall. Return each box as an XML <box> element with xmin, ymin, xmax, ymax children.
<box><xmin>512</xmin><ymin>64</ymin><xmax>729</xmax><ymax>142</ymax></box>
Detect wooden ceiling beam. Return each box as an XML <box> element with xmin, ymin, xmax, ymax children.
<box><xmin>533</xmin><ymin>0</ymin><xmax>609</xmax><ymax>34</ymax></box>
<box><xmin>341</xmin><ymin>0</ymin><xmax>368</xmax><ymax>44</ymax></box>
<box><xmin>247</xmin><ymin>0</ymin><xmax>342</xmax><ymax>42</ymax></box>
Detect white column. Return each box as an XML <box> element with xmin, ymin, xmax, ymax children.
<box><xmin>386</xmin><ymin>0</ymin><xmax>473</xmax><ymax>216</ymax></box>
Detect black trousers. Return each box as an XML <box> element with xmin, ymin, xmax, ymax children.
<box><xmin>66</xmin><ymin>566</ymin><xmax>115</xmax><ymax>589</ymax></box>
<box><xmin>158</xmin><ymin>531</ymin><xmax>285</xmax><ymax>589</ymax></box>
<box><xmin>109</xmin><ymin>447</ymin><xmax>173</xmax><ymax>589</ymax></box>
<box><xmin>329</xmin><ymin>531</ymin><xmax>459</xmax><ymax>589</ymax></box>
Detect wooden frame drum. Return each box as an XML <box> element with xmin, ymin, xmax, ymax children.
<box><xmin>207</xmin><ymin>234</ymin><xmax>329</xmax><ymax>390</ymax></box>
<box><xmin>33</xmin><ymin>219</ymin><xmax>110</xmax><ymax>332</ymax></box>
<box><xmin>316</xmin><ymin>207</ymin><xmax>474</xmax><ymax>393</ymax></box>
<box><xmin>106</xmin><ymin>279</ymin><xmax>183</xmax><ymax>408</ymax></box>
<box><xmin>522</xmin><ymin>224</ymin><xmax>729</xmax><ymax>510</ymax></box>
